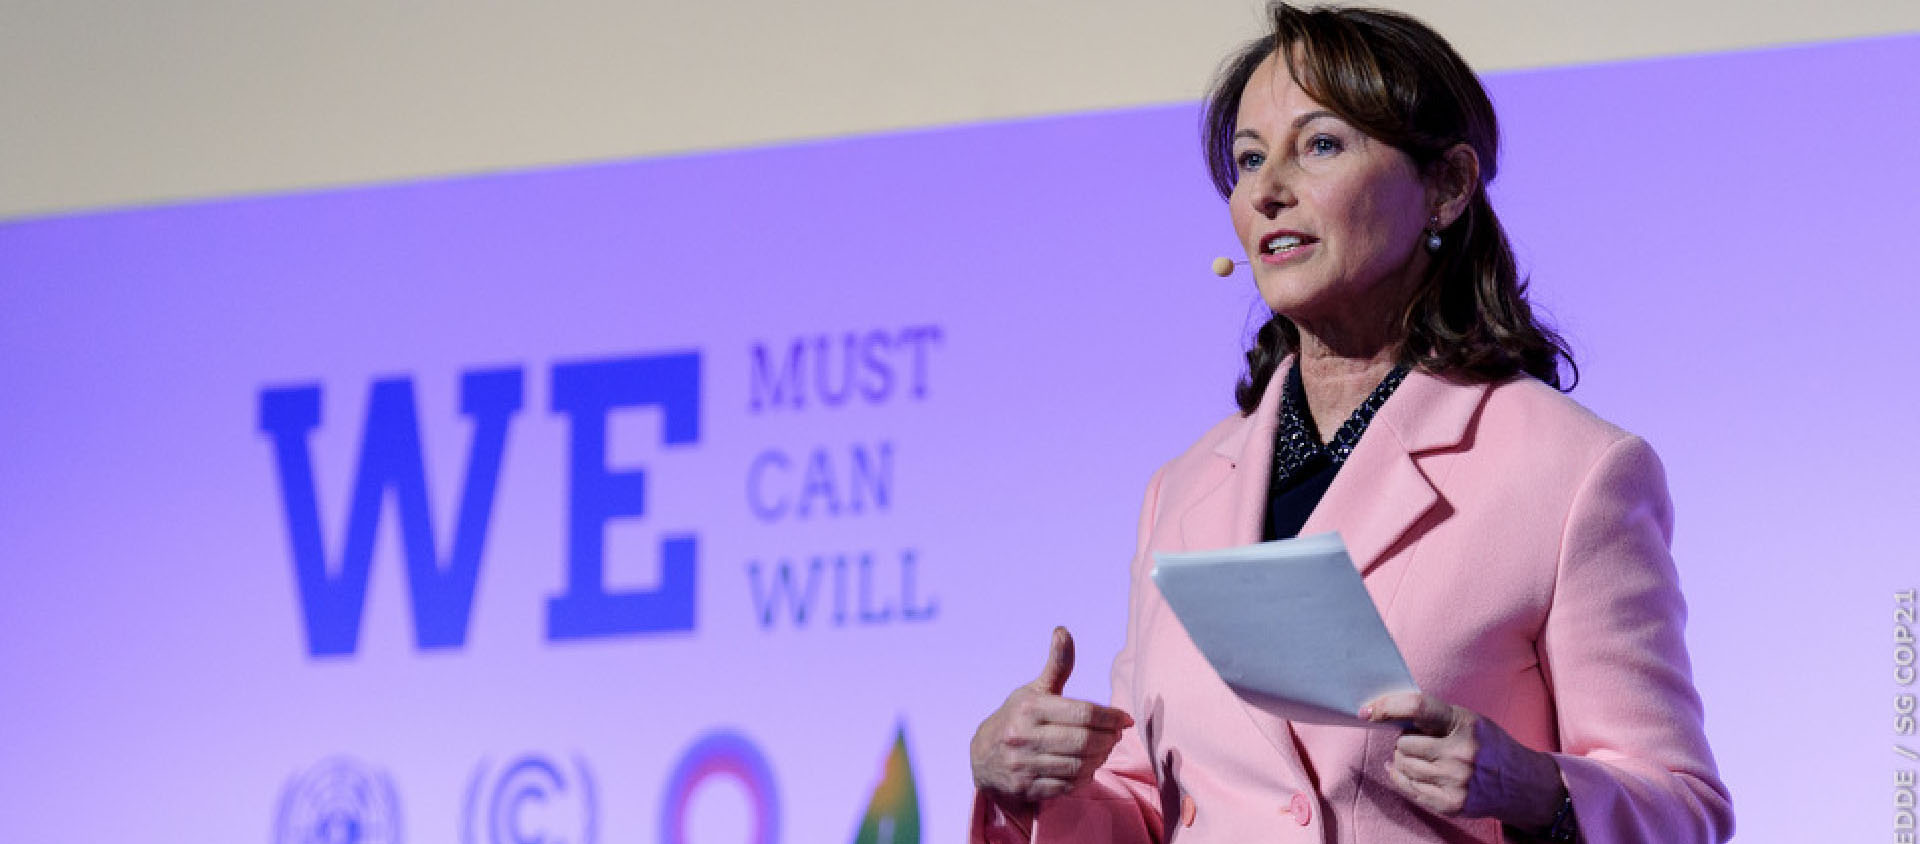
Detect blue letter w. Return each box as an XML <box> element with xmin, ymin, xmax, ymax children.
<box><xmin>259</xmin><ymin>370</ymin><xmax>523</xmax><ymax>657</ymax></box>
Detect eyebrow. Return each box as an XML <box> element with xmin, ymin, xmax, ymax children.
<box><xmin>1232</xmin><ymin>110</ymin><xmax>1342</xmax><ymax>144</ymax></box>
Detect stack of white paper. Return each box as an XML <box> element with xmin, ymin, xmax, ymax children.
<box><xmin>1151</xmin><ymin>532</ymin><xmax>1418</xmax><ymax>726</ymax></box>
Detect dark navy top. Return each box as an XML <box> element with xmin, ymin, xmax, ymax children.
<box><xmin>1260</xmin><ymin>362</ymin><xmax>1410</xmax><ymax>541</ymax></box>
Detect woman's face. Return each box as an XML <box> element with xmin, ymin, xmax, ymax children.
<box><xmin>1229</xmin><ymin>52</ymin><xmax>1433</xmax><ymax>328</ymax></box>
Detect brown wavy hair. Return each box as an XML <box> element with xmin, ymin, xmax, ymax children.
<box><xmin>1205</xmin><ymin>3</ymin><xmax>1576</xmax><ymax>414</ymax></box>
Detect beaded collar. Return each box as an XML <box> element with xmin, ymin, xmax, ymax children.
<box><xmin>1272</xmin><ymin>362</ymin><xmax>1410</xmax><ymax>489</ymax></box>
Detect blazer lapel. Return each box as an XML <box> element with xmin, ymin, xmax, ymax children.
<box><xmin>1176</xmin><ymin>361</ymin><xmax>1490</xmax><ymax>561</ymax></box>
<box><xmin>1177</xmin><ymin>359</ymin><xmax>1287</xmax><ymax>550</ymax></box>
<box><xmin>1300</xmin><ymin>368</ymin><xmax>1490</xmax><ymax>576</ymax></box>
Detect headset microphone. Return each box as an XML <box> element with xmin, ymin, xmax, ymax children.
<box><xmin>1211</xmin><ymin>257</ymin><xmax>1247</xmax><ymax>277</ymax></box>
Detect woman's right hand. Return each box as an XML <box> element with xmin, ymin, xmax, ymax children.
<box><xmin>969</xmin><ymin>627</ymin><xmax>1135</xmax><ymax>819</ymax></box>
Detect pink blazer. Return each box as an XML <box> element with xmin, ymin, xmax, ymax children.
<box><xmin>973</xmin><ymin>363</ymin><xmax>1733</xmax><ymax>843</ymax></box>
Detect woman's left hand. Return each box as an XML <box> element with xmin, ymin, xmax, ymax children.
<box><xmin>1359</xmin><ymin>692</ymin><xmax>1567</xmax><ymax>831</ymax></box>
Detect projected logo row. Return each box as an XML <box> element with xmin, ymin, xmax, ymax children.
<box><xmin>258</xmin><ymin>327</ymin><xmax>945</xmax><ymax>658</ymax></box>
<box><xmin>274</xmin><ymin>727</ymin><xmax>920</xmax><ymax>844</ymax></box>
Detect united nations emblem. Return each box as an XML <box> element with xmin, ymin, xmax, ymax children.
<box><xmin>274</xmin><ymin>756</ymin><xmax>403</xmax><ymax>844</ymax></box>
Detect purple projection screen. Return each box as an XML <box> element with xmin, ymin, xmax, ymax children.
<box><xmin>2</xmin><ymin>33</ymin><xmax>1917</xmax><ymax>843</ymax></box>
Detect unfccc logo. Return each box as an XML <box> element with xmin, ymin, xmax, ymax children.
<box><xmin>462</xmin><ymin>753</ymin><xmax>598</xmax><ymax>844</ymax></box>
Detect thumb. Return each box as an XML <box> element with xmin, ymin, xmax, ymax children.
<box><xmin>1031</xmin><ymin>626</ymin><xmax>1075</xmax><ymax>695</ymax></box>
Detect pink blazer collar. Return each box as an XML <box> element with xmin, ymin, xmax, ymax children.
<box><xmin>1185</xmin><ymin>357</ymin><xmax>1492</xmax><ymax>574</ymax></box>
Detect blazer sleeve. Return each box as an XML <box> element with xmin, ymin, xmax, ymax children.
<box><xmin>1541</xmin><ymin>435</ymin><xmax>1735</xmax><ymax>843</ymax></box>
<box><xmin>968</xmin><ymin>467</ymin><xmax>1170</xmax><ymax>844</ymax></box>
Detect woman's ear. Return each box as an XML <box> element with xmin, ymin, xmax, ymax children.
<box><xmin>1428</xmin><ymin>143</ymin><xmax>1481</xmax><ymax>227</ymax></box>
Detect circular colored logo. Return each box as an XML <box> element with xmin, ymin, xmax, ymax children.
<box><xmin>659</xmin><ymin>730</ymin><xmax>779</xmax><ymax>844</ymax></box>
<box><xmin>274</xmin><ymin>756</ymin><xmax>403</xmax><ymax>844</ymax></box>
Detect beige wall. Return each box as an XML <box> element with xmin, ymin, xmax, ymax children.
<box><xmin>3</xmin><ymin>0</ymin><xmax>1916</xmax><ymax>221</ymax></box>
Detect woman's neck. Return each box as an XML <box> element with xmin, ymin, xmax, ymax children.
<box><xmin>1291</xmin><ymin>324</ymin><xmax>1401</xmax><ymax>444</ymax></box>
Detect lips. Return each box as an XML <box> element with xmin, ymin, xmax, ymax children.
<box><xmin>1258</xmin><ymin>229</ymin><xmax>1318</xmax><ymax>261</ymax></box>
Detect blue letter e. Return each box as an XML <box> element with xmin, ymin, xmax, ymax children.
<box><xmin>548</xmin><ymin>352</ymin><xmax>700</xmax><ymax>640</ymax></box>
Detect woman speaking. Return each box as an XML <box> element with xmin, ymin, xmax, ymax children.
<box><xmin>967</xmin><ymin>4</ymin><xmax>1733</xmax><ymax>842</ymax></box>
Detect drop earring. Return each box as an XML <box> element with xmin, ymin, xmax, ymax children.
<box><xmin>1424</xmin><ymin>214</ymin><xmax>1443</xmax><ymax>252</ymax></box>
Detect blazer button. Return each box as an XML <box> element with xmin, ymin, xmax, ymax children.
<box><xmin>1289</xmin><ymin>792</ymin><xmax>1312</xmax><ymax>826</ymax></box>
<box><xmin>1180</xmin><ymin>794</ymin><xmax>1197</xmax><ymax>827</ymax></box>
